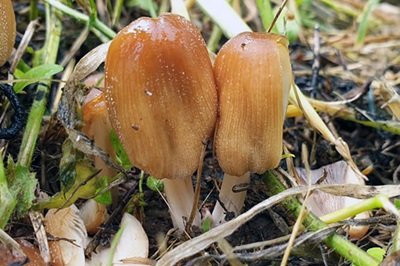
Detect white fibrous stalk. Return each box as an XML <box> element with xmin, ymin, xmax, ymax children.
<box><xmin>164</xmin><ymin>178</ymin><xmax>200</xmax><ymax>229</ymax></box>
<box><xmin>212</xmin><ymin>173</ymin><xmax>250</xmax><ymax>225</ymax></box>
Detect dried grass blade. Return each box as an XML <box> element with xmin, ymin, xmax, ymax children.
<box><xmin>289</xmin><ymin>83</ymin><xmax>366</xmax><ymax>180</ymax></box>
<box><xmin>157</xmin><ymin>185</ymin><xmax>319</xmax><ymax>266</ymax></box>
<box><xmin>58</xmin><ymin>42</ymin><xmax>110</xmax><ymax>129</ymax></box>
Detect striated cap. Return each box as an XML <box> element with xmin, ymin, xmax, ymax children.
<box><xmin>215</xmin><ymin>32</ymin><xmax>292</xmax><ymax>176</ymax></box>
<box><xmin>105</xmin><ymin>14</ymin><xmax>217</xmax><ymax>180</ymax></box>
<box><xmin>0</xmin><ymin>0</ymin><xmax>16</xmax><ymax>66</ymax></box>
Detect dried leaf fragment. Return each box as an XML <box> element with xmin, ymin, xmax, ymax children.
<box><xmin>297</xmin><ymin>161</ymin><xmax>370</xmax><ymax>239</ymax></box>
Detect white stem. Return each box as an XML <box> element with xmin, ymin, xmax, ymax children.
<box><xmin>212</xmin><ymin>172</ymin><xmax>250</xmax><ymax>225</ymax></box>
<box><xmin>163</xmin><ymin>177</ymin><xmax>200</xmax><ymax>230</ymax></box>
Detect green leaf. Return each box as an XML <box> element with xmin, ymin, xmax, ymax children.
<box><xmin>36</xmin><ymin>159</ymin><xmax>106</xmax><ymax>210</ymax></box>
<box><xmin>95</xmin><ymin>176</ymin><xmax>112</xmax><ymax>205</ymax></box>
<box><xmin>0</xmin><ymin>156</ymin><xmax>16</xmax><ymax>228</ymax></box>
<box><xmin>7</xmin><ymin>164</ymin><xmax>37</xmax><ymax>217</ymax></box>
<box><xmin>59</xmin><ymin>140</ymin><xmax>80</xmax><ymax>192</ymax></box>
<box><xmin>201</xmin><ymin>216</ymin><xmax>213</xmax><ymax>233</ymax></box>
<box><xmin>351</xmin><ymin>247</ymin><xmax>385</xmax><ymax>266</ymax></box>
<box><xmin>394</xmin><ymin>198</ymin><xmax>400</xmax><ymax>209</ymax></box>
<box><xmin>14</xmin><ymin>64</ymin><xmax>63</xmax><ymax>93</ymax></box>
<box><xmin>146</xmin><ymin>176</ymin><xmax>164</xmax><ymax>192</ymax></box>
<box><xmin>366</xmin><ymin>247</ymin><xmax>385</xmax><ymax>262</ymax></box>
<box><xmin>110</xmin><ymin>130</ymin><xmax>132</xmax><ymax>169</ymax></box>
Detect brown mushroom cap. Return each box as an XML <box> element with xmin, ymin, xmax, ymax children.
<box><xmin>214</xmin><ymin>32</ymin><xmax>292</xmax><ymax>176</ymax></box>
<box><xmin>0</xmin><ymin>0</ymin><xmax>16</xmax><ymax>66</ymax></box>
<box><xmin>82</xmin><ymin>88</ymin><xmax>117</xmax><ymax>179</ymax></box>
<box><xmin>105</xmin><ymin>14</ymin><xmax>217</xmax><ymax>180</ymax></box>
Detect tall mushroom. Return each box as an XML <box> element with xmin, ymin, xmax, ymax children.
<box><xmin>105</xmin><ymin>14</ymin><xmax>217</xmax><ymax>230</ymax></box>
<box><xmin>0</xmin><ymin>0</ymin><xmax>16</xmax><ymax>66</ymax></box>
<box><xmin>212</xmin><ymin>32</ymin><xmax>292</xmax><ymax>224</ymax></box>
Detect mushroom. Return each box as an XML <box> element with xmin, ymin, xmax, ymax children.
<box><xmin>105</xmin><ymin>14</ymin><xmax>218</xmax><ymax>230</ymax></box>
<box><xmin>79</xmin><ymin>198</ymin><xmax>108</xmax><ymax>235</ymax></box>
<box><xmin>81</xmin><ymin>88</ymin><xmax>115</xmax><ymax>234</ymax></box>
<box><xmin>212</xmin><ymin>32</ymin><xmax>292</xmax><ymax>224</ymax></box>
<box><xmin>82</xmin><ymin>88</ymin><xmax>116</xmax><ymax>180</ymax></box>
<box><xmin>45</xmin><ymin>205</ymin><xmax>87</xmax><ymax>266</ymax></box>
<box><xmin>0</xmin><ymin>0</ymin><xmax>16</xmax><ymax>66</ymax></box>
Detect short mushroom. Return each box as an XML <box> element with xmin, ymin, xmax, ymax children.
<box><xmin>105</xmin><ymin>14</ymin><xmax>217</xmax><ymax>230</ymax></box>
<box><xmin>212</xmin><ymin>32</ymin><xmax>292</xmax><ymax>224</ymax></box>
<box><xmin>82</xmin><ymin>87</ymin><xmax>117</xmax><ymax>180</ymax></box>
<box><xmin>0</xmin><ymin>0</ymin><xmax>16</xmax><ymax>66</ymax></box>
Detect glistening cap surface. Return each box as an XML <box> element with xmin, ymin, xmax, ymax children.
<box><xmin>0</xmin><ymin>0</ymin><xmax>16</xmax><ymax>66</ymax></box>
<box><xmin>215</xmin><ymin>32</ymin><xmax>292</xmax><ymax>176</ymax></box>
<box><xmin>105</xmin><ymin>14</ymin><xmax>217</xmax><ymax>180</ymax></box>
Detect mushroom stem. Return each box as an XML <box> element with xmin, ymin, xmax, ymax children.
<box><xmin>163</xmin><ymin>177</ymin><xmax>200</xmax><ymax>230</ymax></box>
<box><xmin>212</xmin><ymin>172</ymin><xmax>250</xmax><ymax>225</ymax></box>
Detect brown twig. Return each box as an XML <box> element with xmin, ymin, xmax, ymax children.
<box><xmin>267</xmin><ymin>0</ymin><xmax>289</xmax><ymax>33</ymax></box>
<box><xmin>185</xmin><ymin>140</ymin><xmax>207</xmax><ymax>232</ymax></box>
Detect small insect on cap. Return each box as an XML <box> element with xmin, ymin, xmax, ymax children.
<box><xmin>215</xmin><ymin>32</ymin><xmax>292</xmax><ymax>177</ymax></box>
<box><xmin>0</xmin><ymin>0</ymin><xmax>16</xmax><ymax>66</ymax></box>
<box><xmin>105</xmin><ymin>14</ymin><xmax>218</xmax><ymax>180</ymax></box>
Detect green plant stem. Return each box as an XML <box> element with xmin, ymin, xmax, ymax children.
<box><xmin>321</xmin><ymin>195</ymin><xmax>391</xmax><ymax>224</ymax></box>
<box><xmin>347</xmin><ymin>118</ymin><xmax>400</xmax><ymax>136</ymax></box>
<box><xmin>207</xmin><ymin>24</ymin><xmax>223</xmax><ymax>52</ymax></box>
<box><xmin>88</xmin><ymin>0</ymin><xmax>98</xmax><ymax>24</ymax></box>
<box><xmin>112</xmin><ymin>0</ymin><xmax>125</xmax><ymax>25</ymax></box>
<box><xmin>0</xmin><ymin>153</ymin><xmax>16</xmax><ymax>229</ymax></box>
<box><xmin>43</xmin><ymin>0</ymin><xmax>116</xmax><ymax>40</ymax></box>
<box><xmin>17</xmin><ymin>4</ymin><xmax>62</xmax><ymax>167</ymax></box>
<box><xmin>392</xmin><ymin>225</ymin><xmax>400</xmax><ymax>254</ymax></box>
<box><xmin>356</xmin><ymin>0</ymin><xmax>380</xmax><ymax>45</ymax></box>
<box><xmin>256</xmin><ymin>0</ymin><xmax>276</xmax><ymax>32</ymax></box>
<box><xmin>263</xmin><ymin>171</ymin><xmax>379</xmax><ymax>266</ymax></box>
<box><xmin>148</xmin><ymin>0</ymin><xmax>158</xmax><ymax>18</ymax></box>
<box><xmin>138</xmin><ymin>170</ymin><xmax>144</xmax><ymax>194</ymax></box>
<box><xmin>159</xmin><ymin>0</ymin><xmax>169</xmax><ymax>14</ymax></box>
<box><xmin>106</xmin><ymin>224</ymin><xmax>124</xmax><ymax>266</ymax></box>
<box><xmin>29</xmin><ymin>0</ymin><xmax>39</xmax><ymax>20</ymax></box>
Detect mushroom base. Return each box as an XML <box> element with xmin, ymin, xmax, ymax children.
<box><xmin>163</xmin><ymin>177</ymin><xmax>200</xmax><ymax>230</ymax></box>
<box><xmin>212</xmin><ymin>172</ymin><xmax>250</xmax><ymax>225</ymax></box>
